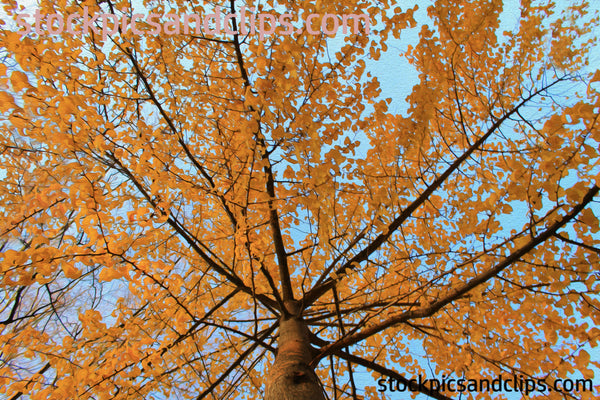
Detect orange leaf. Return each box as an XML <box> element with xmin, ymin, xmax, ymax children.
<box><xmin>0</xmin><ymin>91</ymin><xmax>16</xmax><ymax>112</ymax></box>
<box><xmin>62</xmin><ymin>263</ymin><xmax>82</xmax><ymax>279</ymax></box>
<box><xmin>10</xmin><ymin>71</ymin><xmax>30</xmax><ymax>92</ymax></box>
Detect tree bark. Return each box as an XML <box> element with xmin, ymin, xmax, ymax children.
<box><xmin>264</xmin><ymin>303</ymin><xmax>326</xmax><ymax>400</ymax></box>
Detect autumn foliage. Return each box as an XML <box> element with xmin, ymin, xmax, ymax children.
<box><xmin>1</xmin><ymin>0</ymin><xmax>599</xmax><ymax>399</ymax></box>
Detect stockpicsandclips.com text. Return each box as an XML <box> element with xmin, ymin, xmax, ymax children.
<box><xmin>15</xmin><ymin>6</ymin><xmax>371</xmax><ymax>40</ymax></box>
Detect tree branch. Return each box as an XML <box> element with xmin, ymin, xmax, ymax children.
<box><xmin>313</xmin><ymin>184</ymin><xmax>598</xmax><ymax>362</ymax></box>
<box><xmin>303</xmin><ymin>76</ymin><xmax>569</xmax><ymax>308</ymax></box>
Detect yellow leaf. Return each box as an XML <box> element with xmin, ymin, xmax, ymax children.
<box><xmin>98</xmin><ymin>267</ymin><xmax>121</xmax><ymax>282</ymax></box>
<box><xmin>9</xmin><ymin>112</ymin><xmax>28</xmax><ymax>129</ymax></box>
<box><xmin>62</xmin><ymin>263</ymin><xmax>82</xmax><ymax>279</ymax></box>
<box><xmin>0</xmin><ymin>91</ymin><xmax>16</xmax><ymax>112</ymax></box>
<box><xmin>576</xmin><ymin>349</ymin><xmax>590</xmax><ymax>367</ymax></box>
<box><xmin>10</xmin><ymin>71</ymin><xmax>30</xmax><ymax>92</ymax></box>
<box><xmin>78</xmin><ymin>309</ymin><xmax>103</xmax><ymax>329</ymax></box>
<box><xmin>57</xmin><ymin>97</ymin><xmax>77</xmax><ymax>116</ymax></box>
<box><xmin>544</xmin><ymin>114</ymin><xmax>563</xmax><ymax>133</ymax></box>
<box><xmin>579</xmin><ymin>208</ymin><xmax>599</xmax><ymax>233</ymax></box>
<box><xmin>256</xmin><ymin>56</ymin><xmax>268</xmax><ymax>72</ymax></box>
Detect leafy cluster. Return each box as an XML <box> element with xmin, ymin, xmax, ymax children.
<box><xmin>1</xmin><ymin>0</ymin><xmax>599</xmax><ymax>399</ymax></box>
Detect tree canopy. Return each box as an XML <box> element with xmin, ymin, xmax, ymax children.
<box><xmin>1</xmin><ymin>0</ymin><xmax>599</xmax><ymax>399</ymax></box>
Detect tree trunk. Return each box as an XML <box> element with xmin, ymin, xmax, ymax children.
<box><xmin>264</xmin><ymin>303</ymin><xmax>326</xmax><ymax>400</ymax></box>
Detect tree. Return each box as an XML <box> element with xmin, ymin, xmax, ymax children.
<box><xmin>1</xmin><ymin>0</ymin><xmax>599</xmax><ymax>399</ymax></box>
